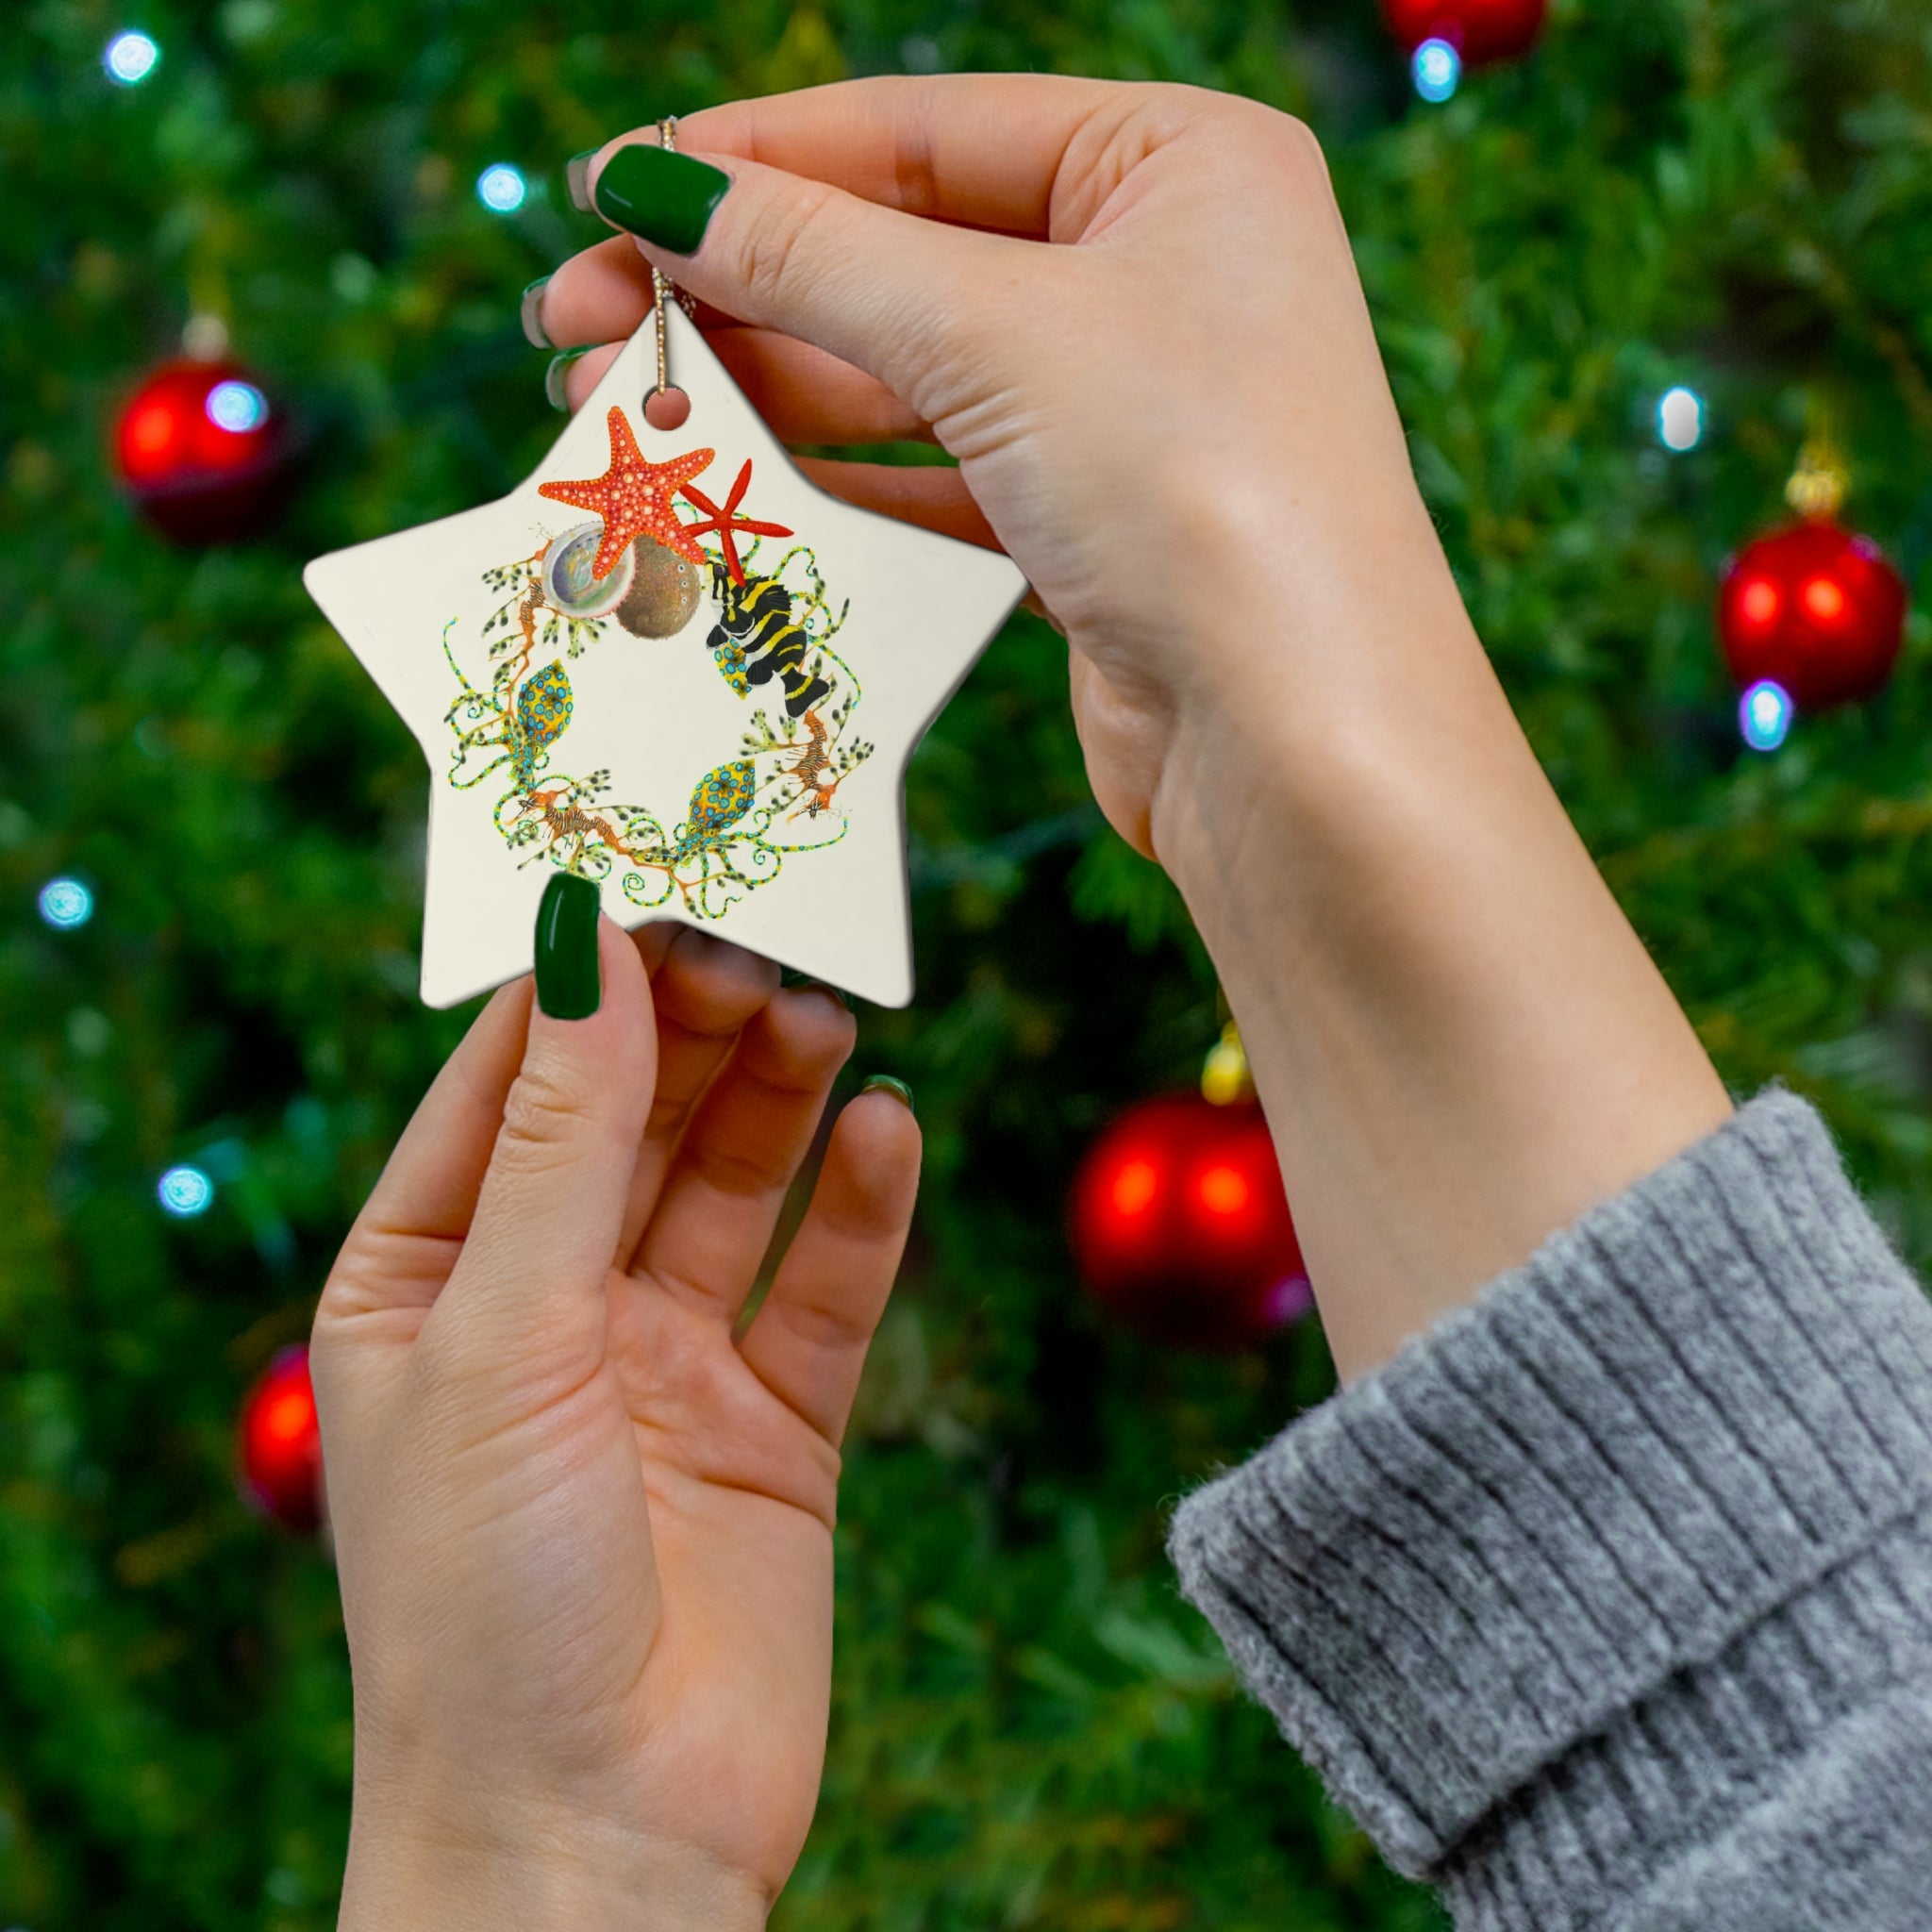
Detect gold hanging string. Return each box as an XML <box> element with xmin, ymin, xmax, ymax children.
<box><xmin>649</xmin><ymin>116</ymin><xmax>700</xmax><ymax>411</ymax></box>
<box><xmin>182</xmin><ymin>237</ymin><xmax>233</xmax><ymax>359</ymax></box>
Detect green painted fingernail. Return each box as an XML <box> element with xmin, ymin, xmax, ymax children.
<box><xmin>544</xmin><ymin>346</ymin><xmax>592</xmax><ymax>411</ymax></box>
<box><xmin>861</xmin><ymin>1074</ymin><xmax>913</xmax><ymax>1114</ymax></box>
<box><xmin>565</xmin><ymin>149</ymin><xmax>597</xmax><ymax>213</ymax></box>
<box><xmin>591</xmin><ymin>142</ymin><xmax>730</xmax><ymax>256</ymax></box>
<box><xmin>535</xmin><ymin>873</ymin><xmax>601</xmax><ymax>1019</ymax></box>
<box><xmin>520</xmin><ymin>275</ymin><xmax>553</xmax><ymax>349</ymax></box>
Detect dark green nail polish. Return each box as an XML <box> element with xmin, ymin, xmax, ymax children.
<box><xmin>544</xmin><ymin>346</ymin><xmax>592</xmax><ymax>411</ymax></box>
<box><xmin>565</xmin><ymin>149</ymin><xmax>597</xmax><ymax>213</ymax></box>
<box><xmin>592</xmin><ymin>142</ymin><xmax>730</xmax><ymax>256</ymax></box>
<box><xmin>520</xmin><ymin>275</ymin><xmax>553</xmax><ymax>349</ymax></box>
<box><xmin>861</xmin><ymin>1074</ymin><xmax>913</xmax><ymax>1114</ymax></box>
<box><xmin>535</xmin><ymin>873</ymin><xmax>601</xmax><ymax>1019</ymax></box>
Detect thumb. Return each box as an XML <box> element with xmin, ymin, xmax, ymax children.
<box><xmin>585</xmin><ymin>138</ymin><xmax>1022</xmax><ymax>426</ymax></box>
<box><xmin>428</xmin><ymin>881</ymin><xmax>657</xmax><ymax>1389</ymax></box>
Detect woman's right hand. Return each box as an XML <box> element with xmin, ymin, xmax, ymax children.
<box><xmin>538</xmin><ymin>76</ymin><xmax>1734</xmax><ymax>1385</ymax></box>
<box><xmin>533</xmin><ymin>75</ymin><xmax>1466</xmax><ymax>862</ymax></box>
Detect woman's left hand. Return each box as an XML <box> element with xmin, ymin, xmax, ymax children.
<box><xmin>310</xmin><ymin>920</ymin><xmax>919</xmax><ymax>1932</ymax></box>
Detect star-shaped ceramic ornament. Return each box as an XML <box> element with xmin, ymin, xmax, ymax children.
<box><xmin>304</xmin><ymin>303</ymin><xmax>1027</xmax><ymax>1008</ymax></box>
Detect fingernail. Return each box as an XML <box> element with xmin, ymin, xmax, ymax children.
<box><xmin>544</xmin><ymin>346</ymin><xmax>592</xmax><ymax>411</ymax></box>
<box><xmin>861</xmin><ymin>1074</ymin><xmax>913</xmax><ymax>1114</ymax></box>
<box><xmin>535</xmin><ymin>873</ymin><xmax>602</xmax><ymax>1019</ymax></box>
<box><xmin>592</xmin><ymin>142</ymin><xmax>731</xmax><ymax>257</ymax></box>
<box><xmin>520</xmin><ymin>275</ymin><xmax>553</xmax><ymax>349</ymax></box>
<box><xmin>565</xmin><ymin>149</ymin><xmax>598</xmax><ymax>213</ymax></box>
<box><xmin>799</xmin><ymin>977</ymin><xmax>851</xmax><ymax>1009</ymax></box>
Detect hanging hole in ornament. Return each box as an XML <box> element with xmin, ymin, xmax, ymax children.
<box><xmin>644</xmin><ymin>385</ymin><xmax>691</xmax><ymax>432</ymax></box>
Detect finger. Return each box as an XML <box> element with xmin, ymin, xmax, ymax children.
<box><xmin>582</xmin><ymin>138</ymin><xmax>1025</xmax><ymax>417</ymax></box>
<box><xmin>428</xmin><ymin>917</ymin><xmax>658</xmax><ymax>1382</ymax></box>
<box><xmin>556</xmin><ymin>340</ymin><xmax>622</xmax><ymax>413</ymax></box>
<box><xmin>552</xmin><ymin>366</ymin><xmax>1002</xmax><ymax>572</ymax></box>
<box><xmin>793</xmin><ymin>458</ymin><xmax>1004</xmax><ymax>549</ymax></box>
<box><xmin>528</xmin><ymin>233</ymin><xmax>742</xmax><ymax>346</ymax></box>
<box><xmin>534</xmin><ymin>233</ymin><xmax>930</xmax><ymax>443</ymax></box>
<box><xmin>308</xmin><ymin>979</ymin><xmax>534</xmax><ymax>1449</ymax></box>
<box><xmin>710</xmin><ymin>329</ymin><xmax>934</xmax><ymax>444</ymax></box>
<box><xmin>675</xmin><ymin>75</ymin><xmax>1138</xmax><ymax>236</ymax></box>
<box><xmin>615</xmin><ymin>926</ymin><xmax>782</xmax><ymax>1269</ymax></box>
<box><xmin>555</xmin><ymin>323</ymin><xmax>931</xmax><ymax>447</ymax></box>
<box><xmin>629</xmin><ymin>919</ymin><xmax>683</xmax><ymax>977</ymax></box>
<box><xmin>530</xmin><ymin>231</ymin><xmax>755</xmax><ymax>350</ymax></box>
<box><xmin>630</xmin><ymin>983</ymin><xmax>856</xmax><ymax>1324</ymax></box>
<box><xmin>547</xmin><ymin>336</ymin><xmax>1000</xmax><ymax>545</ymax></box>
<box><xmin>535</xmin><ymin>238</ymin><xmax>931</xmax><ymax>443</ymax></box>
<box><xmin>318</xmin><ymin>979</ymin><xmax>534</xmax><ymax>1320</ymax></box>
<box><xmin>737</xmin><ymin>1085</ymin><xmax>921</xmax><ymax>1445</ymax></box>
<box><xmin>1022</xmin><ymin>585</ymin><xmax>1063</xmax><ymax>632</ymax></box>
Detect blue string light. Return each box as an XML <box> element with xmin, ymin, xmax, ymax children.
<box><xmin>1740</xmin><ymin>679</ymin><xmax>1793</xmax><ymax>752</ymax></box>
<box><xmin>1413</xmin><ymin>38</ymin><xmax>1461</xmax><ymax>103</ymax></box>
<box><xmin>38</xmin><ymin>878</ymin><xmax>93</xmax><ymax>929</ymax></box>
<box><xmin>206</xmin><ymin>380</ymin><xmax>269</xmax><ymax>433</ymax></box>
<box><xmin>104</xmin><ymin>30</ymin><xmax>159</xmax><ymax>85</ymax></box>
<box><xmin>158</xmin><ymin>1165</ymin><xmax>215</xmax><ymax>1218</ymax></box>
<box><xmin>476</xmin><ymin>163</ymin><xmax>527</xmax><ymax>213</ymax></box>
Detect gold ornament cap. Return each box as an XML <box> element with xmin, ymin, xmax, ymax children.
<box><xmin>1785</xmin><ymin>438</ymin><xmax>1848</xmax><ymax>522</ymax></box>
<box><xmin>1201</xmin><ymin>1021</ymin><xmax>1255</xmax><ymax>1106</ymax></box>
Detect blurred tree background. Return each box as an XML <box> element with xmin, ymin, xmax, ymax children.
<box><xmin>6</xmin><ymin>0</ymin><xmax>1932</xmax><ymax>1926</ymax></box>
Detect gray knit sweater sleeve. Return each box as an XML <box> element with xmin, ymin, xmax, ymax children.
<box><xmin>1166</xmin><ymin>1085</ymin><xmax>1932</xmax><ymax>1931</ymax></box>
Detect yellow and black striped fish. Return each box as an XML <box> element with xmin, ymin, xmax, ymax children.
<box><xmin>705</xmin><ymin>562</ymin><xmax>832</xmax><ymax>719</ymax></box>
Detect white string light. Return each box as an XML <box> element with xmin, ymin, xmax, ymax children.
<box><xmin>476</xmin><ymin>163</ymin><xmax>527</xmax><ymax>213</ymax></box>
<box><xmin>1658</xmin><ymin>386</ymin><xmax>1705</xmax><ymax>452</ymax></box>
<box><xmin>104</xmin><ymin>30</ymin><xmax>159</xmax><ymax>85</ymax></box>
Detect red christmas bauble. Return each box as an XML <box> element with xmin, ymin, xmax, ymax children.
<box><xmin>113</xmin><ymin>358</ymin><xmax>295</xmax><ymax>544</ymax></box>
<box><xmin>1383</xmin><ymin>0</ymin><xmax>1546</xmax><ymax>64</ymax></box>
<box><xmin>1718</xmin><ymin>519</ymin><xmax>1907</xmax><ymax>711</ymax></box>
<box><xmin>238</xmin><ymin>1343</ymin><xmax>324</xmax><ymax>1534</ymax></box>
<box><xmin>1069</xmin><ymin>1093</ymin><xmax>1310</xmax><ymax>1351</ymax></box>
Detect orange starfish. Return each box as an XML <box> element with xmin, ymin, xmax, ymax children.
<box><xmin>537</xmin><ymin>408</ymin><xmax>713</xmax><ymax>579</ymax></box>
<box><xmin>679</xmin><ymin>459</ymin><xmax>793</xmax><ymax>587</ymax></box>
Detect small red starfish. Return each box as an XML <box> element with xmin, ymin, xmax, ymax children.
<box><xmin>537</xmin><ymin>408</ymin><xmax>713</xmax><ymax>579</ymax></box>
<box><xmin>679</xmin><ymin>459</ymin><xmax>793</xmax><ymax>587</ymax></box>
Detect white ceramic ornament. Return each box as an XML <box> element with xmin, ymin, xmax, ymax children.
<box><xmin>303</xmin><ymin>302</ymin><xmax>1026</xmax><ymax>1008</ymax></box>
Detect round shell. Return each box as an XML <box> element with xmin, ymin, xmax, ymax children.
<box><xmin>543</xmin><ymin>521</ymin><xmax>636</xmax><ymax>619</ymax></box>
<box><xmin>614</xmin><ymin>535</ymin><xmax>706</xmax><ymax>638</ymax></box>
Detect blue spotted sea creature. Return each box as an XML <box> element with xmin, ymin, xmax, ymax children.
<box><xmin>511</xmin><ymin>661</ymin><xmax>574</xmax><ymax>788</ymax></box>
<box><xmin>686</xmin><ymin>758</ymin><xmax>756</xmax><ymax>838</ymax></box>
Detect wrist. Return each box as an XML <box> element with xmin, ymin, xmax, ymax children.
<box><xmin>1142</xmin><ymin>507</ymin><xmax>1730</xmax><ymax>1381</ymax></box>
<box><xmin>339</xmin><ymin>1796</ymin><xmax>768</xmax><ymax>1932</ymax></box>
<box><xmin>1147</xmin><ymin>490</ymin><xmax>1501</xmax><ymax>922</ymax></box>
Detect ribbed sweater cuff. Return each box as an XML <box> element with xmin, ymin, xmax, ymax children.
<box><xmin>1166</xmin><ymin>1085</ymin><xmax>1932</xmax><ymax>1881</ymax></box>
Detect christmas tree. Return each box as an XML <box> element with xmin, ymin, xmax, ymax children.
<box><xmin>4</xmin><ymin>1</ymin><xmax>1929</xmax><ymax>1927</ymax></box>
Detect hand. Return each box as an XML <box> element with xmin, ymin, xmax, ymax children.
<box><xmin>310</xmin><ymin>922</ymin><xmax>919</xmax><ymax>1929</ymax></box>
<box><xmin>535</xmin><ymin>75</ymin><xmax>1453</xmax><ymax>860</ymax></box>
<box><xmin>534</xmin><ymin>79</ymin><xmax>1733</xmax><ymax>1383</ymax></box>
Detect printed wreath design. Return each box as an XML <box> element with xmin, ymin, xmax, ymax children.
<box><xmin>441</xmin><ymin>408</ymin><xmax>873</xmax><ymax>922</ymax></box>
